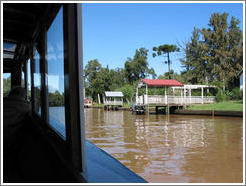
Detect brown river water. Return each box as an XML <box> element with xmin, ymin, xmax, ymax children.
<box><xmin>84</xmin><ymin>108</ymin><xmax>243</xmax><ymax>183</ymax></box>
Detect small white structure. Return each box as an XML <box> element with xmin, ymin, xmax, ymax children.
<box><xmin>238</xmin><ymin>70</ymin><xmax>243</xmax><ymax>90</ymax></box>
<box><xmin>104</xmin><ymin>91</ymin><xmax>123</xmax><ymax>106</ymax></box>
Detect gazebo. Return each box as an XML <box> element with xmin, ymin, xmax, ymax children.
<box><xmin>136</xmin><ymin>79</ymin><xmax>184</xmax><ymax>105</ymax></box>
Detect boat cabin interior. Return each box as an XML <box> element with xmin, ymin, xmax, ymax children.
<box><xmin>2</xmin><ymin>3</ymin><xmax>147</xmax><ymax>183</ymax></box>
<box><xmin>3</xmin><ymin>3</ymin><xmax>86</xmax><ymax>183</ymax></box>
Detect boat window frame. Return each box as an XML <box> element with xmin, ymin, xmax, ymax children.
<box><xmin>31</xmin><ymin>44</ymin><xmax>42</xmax><ymax>116</ymax></box>
<box><xmin>28</xmin><ymin>4</ymin><xmax>87</xmax><ymax>181</ymax></box>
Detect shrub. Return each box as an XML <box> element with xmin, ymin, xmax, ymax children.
<box><xmin>191</xmin><ymin>90</ymin><xmax>201</xmax><ymax>96</ymax></box>
<box><xmin>231</xmin><ymin>87</ymin><xmax>243</xmax><ymax>100</ymax></box>
<box><xmin>205</xmin><ymin>92</ymin><xmax>213</xmax><ymax>96</ymax></box>
<box><xmin>224</xmin><ymin>90</ymin><xmax>233</xmax><ymax>100</ymax></box>
<box><xmin>216</xmin><ymin>89</ymin><xmax>228</xmax><ymax>102</ymax></box>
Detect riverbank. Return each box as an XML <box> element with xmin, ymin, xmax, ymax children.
<box><xmin>90</xmin><ymin>102</ymin><xmax>243</xmax><ymax>117</ymax></box>
<box><xmin>173</xmin><ymin>110</ymin><xmax>243</xmax><ymax>117</ymax></box>
<box><xmin>187</xmin><ymin>100</ymin><xmax>243</xmax><ymax>111</ymax></box>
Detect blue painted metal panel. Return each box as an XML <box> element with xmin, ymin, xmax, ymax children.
<box><xmin>86</xmin><ymin>141</ymin><xmax>147</xmax><ymax>183</ymax></box>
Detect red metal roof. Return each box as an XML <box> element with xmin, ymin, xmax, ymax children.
<box><xmin>142</xmin><ymin>79</ymin><xmax>184</xmax><ymax>87</ymax></box>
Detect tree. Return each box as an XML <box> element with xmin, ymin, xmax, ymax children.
<box><xmin>125</xmin><ymin>47</ymin><xmax>156</xmax><ymax>84</ymax></box>
<box><xmin>153</xmin><ymin>44</ymin><xmax>180</xmax><ymax>79</ymax></box>
<box><xmin>109</xmin><ymin>67</ymin><xmax>126</xmax><ymax>90</ymax></box>
<box><xmin>180</xmin><ymin>12</ymin><xmax>243</xmax><ymax>91</ymax></box>
<box><xmin>116</xmin><ymin>84</ymin><xmax>135</xmax><ymax>103</ymax></box>
<box><xmin>158</xmin><ymin>70</ymin><xmax>186</xmax><ymax>84</ymax></box>
<box><xmin>84</xmin><ymin>59</ymin><xmax>102</xmax><ymax>101</ymax></box>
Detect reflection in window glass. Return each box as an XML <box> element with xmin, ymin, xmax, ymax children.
<box><xmin>21</xmin><ymin>71</ymin><xmax>25</xmax><ymax>88</ymax></box>
<box><xmin>47</xmin><ymin>7</ymin><xmax>66</xmax><ymax>139</ymax></box>
<box><xmin>27</xmin><ymin>59</ymin><xmax>31</xmax><ymax>99</ymax></box>
<box><xmin>3</xmin><ymin>73</ymin><xmax>11</xmax><ymax>97</ymax></box>
<box><xmin>34</xmin><ymin>49</ymin><xmax>41</xmax><ymax>115</ymax></box>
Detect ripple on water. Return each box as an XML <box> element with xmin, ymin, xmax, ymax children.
<box><xmin>85</xmin><ymin>109</ymin><xmax>243</xmax><ymax>183</ymax></box>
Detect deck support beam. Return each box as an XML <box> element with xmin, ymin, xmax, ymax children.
<box><xmin>165</xmin><ymin>87</ymin><xmax>167</xmax><ymax>104</ymax></box>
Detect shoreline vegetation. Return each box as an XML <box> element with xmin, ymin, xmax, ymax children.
<box><xmin>3</xmin><ymin>12</ymin><xmax>243</xmax><ymax>114</ymax></box>
<box><xmin>186</xmin><ymin>100</ymin><xmax>243</xmax><ymax>112</ymax></box>
<box><xmin>90</xmin><ymin>100</ymin><xmax>243</xmax><ymax>113</ymax></box>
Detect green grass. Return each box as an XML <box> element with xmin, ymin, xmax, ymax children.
<box><xmin>92</xmin><ymin>103</ymin><xmax>131</xmax><ymax>108</ymax></box>
<box><xmin>187</xmin><ymin>100</ymin><xmax>243</xmax><ymax>111</ymax></box>
<box><xmin>92</xmin><ymin>103</ymin><xmax>104</xmax><ymax>107</ymax></box>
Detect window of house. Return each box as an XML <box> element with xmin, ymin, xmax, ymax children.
<box><xmin>47</xmin><ymin>7</ymin><xmax>66</xmax><ymax>139</ymax></box>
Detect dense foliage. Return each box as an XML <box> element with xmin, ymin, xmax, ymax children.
<box><xmin>180</xmin><ymin>13</ymin><xmax>243</xmax><ymax>91</ymax></box>
<box><xmin>84</xmin><ymin>48</ymin><xmax>156</xmax><ymax>102</ymax></box>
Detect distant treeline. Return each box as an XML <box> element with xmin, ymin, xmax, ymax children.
<box><xmin>85</xmin><ymin>12</ymin><xmax>243</xmax><ymax>103</ymax></box>
<box><xmin>3</xmin><ymin>12</ymin><xmax>242</xmax><ymax>105</ymax></box>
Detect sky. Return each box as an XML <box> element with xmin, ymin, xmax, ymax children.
<box><xmin>82</xmin><ymin>3</ymin><xmax>243</xmax><ymax>77</ymax></box>
<box><xmin>4</xmin><ymin>3</ymin><xmax>243</xmax><ymax>93</ymax></box>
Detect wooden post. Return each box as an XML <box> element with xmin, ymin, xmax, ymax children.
<box><xmin>201</xmin><ymin>87</ymin><xmax>204</xmax><ymax>104</ymax></box>
<box><xmin>189</xmin><ymin>88</ymin><xmax>191</xmax><ymax>104</ymax></box>
<box><xmin>181</xmin><ymin>89</ymin><xmax>183</xmax><ymax>104</ymax></box>
<box><xmin>184</xmin><ymin>87</ymin><xmax>186</xmax><ymax>105</ymax></box>
<box><xmin>146</xmin><ymin>84</ymin><xmax>149</xmax><ymax>114</ymax></box>
<box><xmin>146</xmin><ymin>84</ymin><xmax>148</xmax><ymax>104</ymax></box>
<box><xmin>98</xmin><ymin>93</ymin><xmax>101</xmax><ymax>104</ymax></box>
<box><xmin>165</xmin><ymin>87</ymin><xmax>167</xmax><ymax>104</ymax></box>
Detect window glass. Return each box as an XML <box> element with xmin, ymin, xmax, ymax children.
<box><xmin>47</xmin><ymin>7</ymin><xmax>66</xmax><ymax>139</ymax></box>
<box><xmin>34</xmin><ymin>49</ymin><xmax>41</xmax><ymax>115</ymax></box>
<box><xmin>27</xmin><ymin>59</ymin><xmax>31</xmax><ymax>100</ymax></box>
<box><xmin>3</xmin><ymin>73</ymin><xmax>11</xmax><ymax>97</ymax></box>
<box><xmin>21</xmin><ymin>71</ymin><xmax>25</xmax><ymax>88</ymax></box>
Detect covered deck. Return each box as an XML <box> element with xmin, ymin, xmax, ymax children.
<box><xmin>136</xmin><ymin>79</ymin><xmax>215</xmax><ymax>106</ymax></box>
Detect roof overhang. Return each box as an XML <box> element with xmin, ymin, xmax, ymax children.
<box><xmin>105</xmin><ymin>91</ymin><xmax>123</xmax><ymax>97</ymax></box>
<box><xmin>138</xmin><ymin>79</ymin><xmax>184</xmax><ymax>88</ymax></box>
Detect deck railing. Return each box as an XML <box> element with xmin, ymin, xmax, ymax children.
<box><xmin>104</xmin><ymin>100</ymin><xmax>123</xmax><ymax>106</ymax></box>
<box><xmin>136</xmin><ymin>95</ymin><xmax>215</xmax><ymax>105</ymax></box>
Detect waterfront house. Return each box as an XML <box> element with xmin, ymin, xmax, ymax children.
<box><xmin>104</xmin><ymin>91</ymin><xmax>123</xmax><ymax>109</ymax></box>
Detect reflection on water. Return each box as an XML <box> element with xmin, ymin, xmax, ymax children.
<box><xmin>85</xmin><ymin>108</ymin><xmax>243</xmax><ymax>183</ymax></box>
